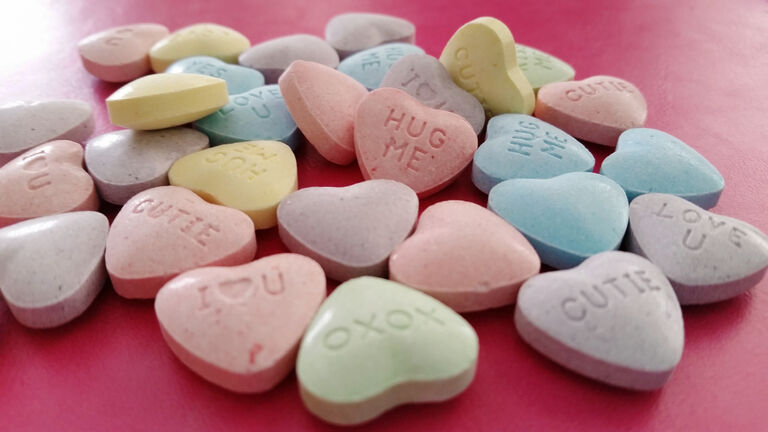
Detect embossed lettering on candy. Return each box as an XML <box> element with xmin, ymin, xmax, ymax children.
<box><xmin>515</xmin><ymin>43</ymin><xmax>575</xmax><ymax>93</ymax></box>
<box><xmin>628</xmin><ymin>193</ymin><xmax>768</xmax><ymax>304</ymax></box>
<box><xmin>149</xmin><ymin>23</ymin><xmax>250</xmax><ymax>72</ymax></box>
<box><xmin>515</xmin><ymin>251</ymin><xmax>684</xmax><ymax>391</ymax></box>
<box><xmin>297</xmin><ymin>277</ymin><xmax>478</xmax><ymax>426</ymax></box>
<box><xmin>167</xmin><ymin>56</ymin><xmax>265</xmax><ymax>94</ymax></box>
<box><xmin>78</xmin><ymin>23</ymin><xmax>169</xmax><ymax>82</ymax></box>
<box><xmin>325</xmin><ymin>12</ymin><xmax>415</xmax><ymax>59</ymax></box>
<box><xmin>194</xmin><ymin>85</ymin><xmax>300</xmax><ymax>149</ymax></box>
<box><xmin>238</xmin><ymin>34</ymin><xmax>340</xmax><ymax>83</ymax></box>
<box><xmin>337</xmin><ymin>43</ymin><xmax>425</xmax><ymax>90</ymax></box>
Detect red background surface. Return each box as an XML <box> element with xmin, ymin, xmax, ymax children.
<box><xmin>1</xmin><ymin>0</ymin><xmax>767</xmax><ymax>430</ymax></box>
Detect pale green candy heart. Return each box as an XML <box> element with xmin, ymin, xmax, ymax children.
<box><xmin>516</xmin><ymin>44</ymin><xmax>575</xmax><ymax>93</ymax></box>
<box><xmin>296</xmin><ymin>276</ymin><xmax>478</xmax><ymax>426</ymax></box>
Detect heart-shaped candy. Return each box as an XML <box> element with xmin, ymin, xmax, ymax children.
<box><xmin>166</xmin><ymin>56</ymin><xmax>265</xmax><ymax>94</ymax></box>
<box><xmin>238</xmin><ymin>34</ymin><xmax>340</xmax><ymax>83</ymax></box>
<box><xmin>0</xmin><ymin>211</ymin><xmax>108</xmax><ymax>328</ymax></box>
<box><xmin>169</xmin><ymin>140</ymin><xmax>297</xmax><ymax>229</ymax></box>
<box><xmin>600</xmin><ymin>128</ymin><xmax>725</xmax><ymax>209</ymax></box>
<box><xmin>472</xmin><ymin>114</ymin><xmax>595</xmax><ymax>193</ymax></box>
<box><xmin>337</xmin><ymin>43</ymin><xmax>425</xmax><ymax>90</ymax></box>
<box><xmin>534</xmin><ymin>75</ymin><xmax>647</xmax><ymax>146</ymax></box>
<box><xmin>0</xmin><ymin>140</ymin><xmax>99</xmax><ymax>228</ymax></box>
<box><xmin>149</xmin><ymin>23</ymin><xmax>250</xmax><ymax>72</ymax></box>
<box><xmin>194</xmin><ymin>84</ymin><xmax>300</xmax><ymax>149</ymax></box>
<box><xmin>354</xmin><ymin>88</ymin><xmax>477</xmax><ymax>197</ymax></box>
<box><xmin>515</xmin><ymin>43</ymin><xmax>575</xmax><ymax>93</ymax></box>
<box><xmin>277</xmin><ymin>180</ymin><xmax>418</xmax><ymax>282</ymax></box>
<box><xmin>488</xmin><ymin>172</ymin><xmax>629</xmax><ymax>269</ymax></box>
<box><xmin>325</xmin><ymin>13</ymin><xmax>415</xmax><ymax>59</ymax></box>
<box><xmin>84</xmin><ymin>128</ymin><xmax>209</xmax><ymax>205</ymax></box>
<box><xmin>515</xmin><ymin>251</ymin><xmax>684</xmax><ymax>391</ymax></box>
<box><xmin>0</xmin><ymin>100</ymin><xmax>93</xmax><ymax>166</ymax></box>
<box><xmin>155</xmin><ymin>253</ymin><xmax>326</xmax><ymax>393</ymax></box>
<box><xmin>627</xmin><ymin>193</ymin><xmax>768</xmax><ymax>304</ymax></box>
<box><xmin>105</xmin><ymin>186</ymin><xmax>257</xmax><ymax>299</ymax></box>
<box><xmin>390</xmin><ymin>200</ymin><xmax>540</xmax><ymax>312</ymax></box>
<box><xmin>439</xmin><ymin>17</ymin><xmax>535</xmax><ymax>117</ymax></box>
<box><xmin>297</xmin><ymin>276</ymin><xmax>478</xmax><ymax>425</ymax></box>
<box><xmin>380</xmin><ymin>53</ymin><xmax>485</xmax><ymax>134</ymax></box>
<box><xmin>78</xmin><ymin>23</ymin><xmax>169</xmax><ymax>82</ymax></box>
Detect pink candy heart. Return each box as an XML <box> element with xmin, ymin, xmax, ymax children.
<box><xmin>78</xmin><ymin>23</ymin><xmax>170</xmax><ymax>82</ymax></box>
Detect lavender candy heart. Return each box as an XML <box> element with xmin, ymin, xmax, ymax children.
<box><xmin>325</xmin><ymin>12</ymin><xmax>415</xmax><ymax>59</ymax></box>
<box><xmin>238</xmin><ymin>34</ymin><xmax>340</xmax><ymax>84</ymax></box>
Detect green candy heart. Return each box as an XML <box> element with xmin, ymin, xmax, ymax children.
<box><xmin>516</xmin><ymin>44</ymin><xmax>575</xmax><ymax>93</ymax></box>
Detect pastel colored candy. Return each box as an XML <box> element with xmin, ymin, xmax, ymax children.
<box><xmin>0</xmin><ymin>140</ymin><xmax>99</xmax><ymax>228</ymax></box>
<box><xmin>515</xmin><ymin>251</ymin><xmax>684</xmax><ymax>391</ymax></box>
<box><xmin>472</xmin><ymin>114</ymin><xmax>594</xmax><ymax>194</ymax></box>
<box><xmin>168</xmin><ymin>140</ymin><xmax>297</xmax><ymax>229</ymax></box>
<box><xmin>389</xmin><ymin>200</ymin><xmax>540</xmax><ymax>312</ymax></box>
<box><xmin>516</xmin><ymin>43</ymin><xmax>575</xmax><ymax>93</ymax></box>
<box><xmin>488</xmin><ymin>172</ymin><xmax>629</xmax><ymax>269</ymax></box>
<box><xmin>379</xmin><ymin>54</ymin><xmax>485</xmax><ymax>134</ymax></box>
<box><xmin>297</xmin><ymin>276</ymin><xmax>478</xmax><ymax>425</ymax></box>
<box><xmin>354</xmin><ymin>88</ymin><xmax>477</xmax><ymax>197</ymax></box>
<box><xmin>0</xmin><ymin>212</ymin><xmax>108</xmax><ymax>328</ymax></box>
<box><xmin>105</xmin><ymin>186</ymin><xmax>257</xmax><ymax>299</ymax></box>
<box><xmin>337</xmin><ymin>43</ymin><xmax>425</xmax><ymax>90</ymax></box>
<box><xmin>78</xmin><ymin>23</ymin><xmax>170</xmax><ymax>82</ymax></box>
<box><xmin>106</xmin><ymin>73</ymin><xmax>228</xmax><ymax>130</ymax></box>
<box><xmin>277</xmin><ymin>180</ymin><xmax>418</xmax><ymax>282</ymax></box>
<box><xmin>155</xmin><ymin>253</ymin><xmax>326</xmax><ymax>393</ymax></box>
<box><xmin>439</xmin><ymin>17</ymin><xmax>535</xmax><ymax>116</ymax></box>
<box><xmin>238</xmin><ymin>34</ymin><xmax>340</xmax><ymax>83</ymax></box>
<box><xmin>534</xmin><ymin>75</ymin><xmax>647</xmax><ymax>146</ymax></box>
<box><xmin>194</xmin><ymin>84</ymin><xmax>300</xmax><ymax>149</ymax></box>
<box><xmin>325</xmin><ymin>12</ymin><xmax>416</xmax><ymax>59</ymax></box>
<box><xmin>627</xmin><ymin>193</ymin><xmax>768</xmax><ymax>304</ymax></box>
<box><xmin>279</xmin><ymin>60</ymin><xmax>368</xmax><ymax>165</ymax></box>
<box><xmin>166</xmin><ymin>56</ymin><xmax>265</xmax><ymax>94</ymax></box>
<box><xmin>84</xmin><ymin>128</ymin><xmax>210</xmax><ymax>205</ymax></box>
<box><xmin>600</xmin><ymin>128</ymin><xmax>725</xmax><ymax>209</ymax></box>
<box><xmin>0</xmin><ymin>100</ymin><xmax>93</xmax><ymax>166</ymax></box>
<box><xmin>149</xmin><ymin>23</ymin><xmax>250</xmax><ymax>72</ymax></box>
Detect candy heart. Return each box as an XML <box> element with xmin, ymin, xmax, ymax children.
<box><xmin>168</xmin><ymin>140</ymin><xmax>297</xmax><ymax>229</ymax></box>
<box><xmin>194</xmin><ymin>84</ymin><xmax>300</xmax><ymax>149</ymax></box>
<box><xmin>166</xmin><ymin>56</ymin><xmax>265</xmax><ymax>94</ymax></box>
<box><xmin>155</xmin><ymin>253</ymin><xmax>326</xmax><ymax>393</ymax></box>
<box><xmin>389</xmin><ymin>200</ymin><xmax>540</xmax><ymax>312</ymax></box>
<box><xmin>354</xmin><ymin>88</ymin><xmax>477</xmax><ymax>197</ymax></box>
<box><xmin>439</xmin><ymin>17</ymin><xmax>535</xmax><ymax>116</ymax></box>
<box><xmin>279</xmin><ymin>60</ymin><xmax>368</xmax><ymax>165</ymax></box>
<box><xmin>0</xmin><ymin>140</ymin><xmax>99</xmax><ymax>228</ymax></box>
<box><xmin>515</xmin><ymin>251</ymin><xmax>684</xmax><ymax>391</ymax></box>
<box><xmin>105</xmin><ymin>186</ymin><xmax>257</xmax><ymax>299</ymax></box>
<box><xmin>472</xmin><ymin>114</ymin><xmax>594</xmax><ymax>193</ymax></box>
<box><xmin>488</xmin><ymin>172</ymin><xmax>629</xmax><ymax>269</ymax></box>
<box><xmin>325</xmin><ymin>12</ymin><xmax>416</xmax><ymax>59</ymax></box>
<box><xmin>600</xmin><ymin>128</ymin><xmax>725</xmax><ymax>209</ymax></box>
<box><xmin>380</xmin><ymin>53</ymin><xmax>485</xmax><ymax>134</ymax></box>
<box><xmin>149</xmin><ymin>23</ymin><xmax>250</xmax><ymax>72</ymax></box>
<box><xmin>627</xmin><ymin>193</ymin><xmax>768</xmax><ymax>304</ymax></box>
<box><xmin>78</xmin><ymin>23</ymin><xmax>170</xmax><ymax>82</ymax></box>
<box><xmin>84</xmin><ymin>128</ymin><xmax>209</xmax><ymax>205</ymax></box>
<box><xmin>238</xmin><ymin>34</ymin><xmax>340</xmax><ymax>83</ymax></box>
<box><xmin>0</xmin><ymin>100</ymin><xmax>93</xmax><ymax>166</ymax></box>
<box><xmin>106</xmin><ymin>73</ymin><xmax>228</xmax><ymax>130</ymax></box>
<box><xmin>277</xmin><ymin>180</ymin><xmax>418</xmax><ymax>282</ymax></box>
<box><xmin>0</xmin><ymin>211</ymin><xmax>108</xmax><ymax>328</ymax></box>
<box><xmin>297</xmin><ymin>276</ymin><xmax>478</xmax><ymax>425</ymax></box>
<box><xmin>534</xmin><ymin>75</ymin><xmax>647</xmax><ymax>146</ymax></box>
<box><xmin>337</xmin><ymin>43</ymin><xmax>425</xmax><ymax>90</ymax></box>
<box><xmin>515</xmin><ymin>43</ymin><xmax>575</xmax><ymax>93</ymax></box>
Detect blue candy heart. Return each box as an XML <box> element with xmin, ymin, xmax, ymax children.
<box><xmin>488</xmin><ymin>172</ymin><xmax>629</xmax><ymax>269</ymax></box>
<box><xmin>600</xmin><ymin>128</ymin><xmax>724</xmax><ymax>209</ymax></box>
<box><xmin>337</xmin><ymin>43</ymin><xmax>425</xmax><ymax>89</ymax></box>
<box><xmin>472</xmin><ymin>114</ymin><xmax>594</xmax><ymax>193</ymax></box>
<box><xmin>167</xmin><ymin>56</ymin><xmax>265</xmax><ymax>95</ymax></box>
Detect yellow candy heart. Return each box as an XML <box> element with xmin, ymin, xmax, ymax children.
<box><xmin>168</xmin><ymin>140</ymin><xmax>298</xmax><ymax>229</ymax></box>
<box><xmin>439</xmin><ymin>17</ymin><xmax>535</xmax><ymax>117</ymax></box>
<box><xmin>149</xmin><ymin>23</ymin><xmax>250</xmax><ymax>72</ymax></box>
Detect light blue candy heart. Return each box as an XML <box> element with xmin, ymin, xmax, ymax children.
<box><xmin>337</xmin><ymin>43</ymin><xmax>425</xmax><ymax>89</ymax></box>
<box><xmin>600</xmin><ymin>128</ymin><xmax>724</xmax><ymax>209</ymax></box>
<box><xmin>194</xmin><ymin>84</ymin><xmax>300</xmax><ymax>149</ymax></box>
<box><xmin>488</xmin><ymin>172</ymin><xmax>629</xmax><ymax>269</ymax></box>
<box><xmin>472</xmin><ymin>114</ymin><xmax>594</xmax><ymax>193</ymax></box>
<box><xmin>166</xmin><ymin>56</ymin><xmax>265</xmax><ymax>95</ymax></box>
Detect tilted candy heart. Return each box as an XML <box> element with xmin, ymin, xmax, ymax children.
<box><xmin>78</xmin><ymin>23</ymin><xmax>169</xmax><ymax>82</ymax></box>
<box><xmin>166</xmin><ymin>56</ymin><xmax>265</xmax><ymax>94</ymax></box>
<box><xmin>149</xmin><ymin>23</ymin><xmax>250</xmax><ymax>72</ymax></box>
<box><xmin>238</xmin><ymin>34</ymin><xmax>340</xmax><ymax>83</ymax></box>
<box><xmin>515</xmin><ymin>43</ymin><xmax>575</xmax><ymax>93</ymax></box>
<box><xmin>337</xmin><ymin>43</ymin><xmax>425</xmax><ymax>90</ymax></box>
<box><xmin>325</xmin><ymin>12</ymin><xmax>416</xmax><ymax>59</ymax></box>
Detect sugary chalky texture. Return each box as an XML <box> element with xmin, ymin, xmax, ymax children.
<box><xmin>166</xmin><ymin>56</ymin><xmax>265</xmax><ymax>94</ymax></box>
<box><xmin>325</xmin><ymin>12</ymin><xmax>415</xmax><ymax>59</ymax></box>
<box><xmin>337</xmin><ymin>43</ymin><xmax>425</xmax><ymax>90</ymax></box>
<box><xmin>238</xmin><ymin>34</ymin><xmax>340</xmax><ymax>83</ymax></box>
<box><xmin>149</xmin><ymin>23</ymin><xmax>250</xmax><ymax>72</ymax></box>
<box><xmin>78</xmin><ymin>23</ymin><xmax>169</xmax><ymax>82</ymax></box>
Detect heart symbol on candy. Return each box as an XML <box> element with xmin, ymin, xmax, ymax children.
<box><xmin>155</xmin><ymin>253</ymin><xmax>326</xmax><ymax>393</ymax></box>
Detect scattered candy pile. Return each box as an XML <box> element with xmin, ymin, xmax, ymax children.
<box><xmin>1</xmin><ymin>12</ymin><xmax>767</xmax><ymax>427</ymax></box>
